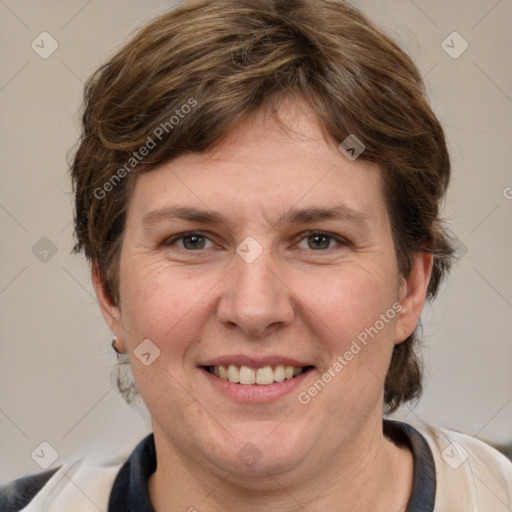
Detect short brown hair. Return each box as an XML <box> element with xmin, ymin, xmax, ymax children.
<box><xmin>71</xmin><ymin>0</ymin><xmax>455</xmax><ymax>413</ymax></box>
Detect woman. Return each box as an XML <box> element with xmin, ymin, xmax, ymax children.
<box><xmin>2</xmin><ymin>0</ymin><xmax>511</xmax><ymax>510</ymax></box>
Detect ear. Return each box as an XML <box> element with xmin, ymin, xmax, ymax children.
<box><xmin>91</xmin><ymin>262</ymin><xmax>126</xmax><ymax>353</ymax></box>
<box><xmin>394</xmin><ymin>252</ymin><xmax>433</xmax><ymax>344</ymax></box>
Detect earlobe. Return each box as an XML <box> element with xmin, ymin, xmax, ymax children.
<box><xmin>91</xmin><ymin>263</ymin><xmax>126</xmax><ymax>353</ymax></box>
<box><xmin>394</xmin><ymin>252</ymin><xmax>433</xmax><ymax>344</ymax></box>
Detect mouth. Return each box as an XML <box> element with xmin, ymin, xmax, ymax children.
<box><xmin>202</xmin><ymin>364</ymin><xmax>315</xmax><ymax>385</ymax></box>
<box><xmin>198</xmin><ymin>356</ymin><xmax>316</xmax><ymax>403</ymax></box>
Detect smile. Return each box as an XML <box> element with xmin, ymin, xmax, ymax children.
<box><xmin>204</xmin><ymin>364</ymin><xmax>314</xmax><ymax>385</ymax></box>
<box><xmin>198</xmin><ymin>355</ymin><xmax>315</xmax><ymax>403</ymax></box>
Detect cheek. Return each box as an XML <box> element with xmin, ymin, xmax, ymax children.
<box><xmin>297</xmin><ymin>267</ymin><xmax>399</xmax><ymax>349</ymax></box>
<box><xmin>118</xmin><ymin>257</ymin><xmax>215</xmax><ymax>340</ymax></box>
<box><xmin>303</xmin><ymin>277</ymin><xmax>399</xmax><ymax>413</ymax></box>
<box><xmin>118</xmin><ymin>259</ymin><xmax>212</xmax><ymax>420</ymax></box>
<box><xmin>296</xmin><ymin>268</ymin><xmax>400</xmax><ymax>417</ymax></box>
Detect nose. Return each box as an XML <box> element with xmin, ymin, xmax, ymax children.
<box><xmin>216</xmin><ymin>247</ymin><xmax>295</xmax><ymax>337</ymax></box>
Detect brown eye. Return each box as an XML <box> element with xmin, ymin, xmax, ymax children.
<box><xmin>307</xmin><ymin>234</ymin><xmax>332</xmax><ymax>250</ymax></box>
<box><xmin>296</xmin><ymin>231</ymin><xmax>344</xmax><ymax>251</ymax></box>
<box><xmin>182</xmin><ymin>234</ymin><xmax>206</xmax><ymax>250</ymax></box>
<box><xmin>164</xmin><ymin>232</ymin><xmax>214</xmax><ymax>250</ymax></box>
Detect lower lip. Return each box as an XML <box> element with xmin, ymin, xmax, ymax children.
<box><xmin>199</xmin><ymin>367</ymin><xmax>313</xmax><ymax>403</ymax></box>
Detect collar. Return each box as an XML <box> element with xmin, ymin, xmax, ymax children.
<box><xmin>108</xmin><ymin>420</ymin><xmax>436</xmax><ymax>511</ymax></box>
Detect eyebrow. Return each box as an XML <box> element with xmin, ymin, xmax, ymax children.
<box><xmin>280</xmin><ymin>205</ymin><xmax>370</xmax><ymax>226</ymax></box>
<box><xmin>141</xmin><ymin>204</ymin><xmax>370</xmax><ymax>230</ymax></box>
<box><xmin>141</xmin><ymin>206</ymin><xmax>225</xmax><ymax>227</ymax></box>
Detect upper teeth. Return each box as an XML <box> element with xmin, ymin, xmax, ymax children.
<box><xmin>211</xmin><ymin>364</ymin><xmax>304</xmax><ymax>385</ymax></box>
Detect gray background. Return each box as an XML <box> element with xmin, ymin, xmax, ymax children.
<box><xmin>1</xmin><ymin>0</ymin><xmax>511</xmax><ymax>482</ymax></box>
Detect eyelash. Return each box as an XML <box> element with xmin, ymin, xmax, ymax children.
<box><xmin>163</xmin><ymin>230</ymin><xmax>349</xmax><ymax>251</ymax></box>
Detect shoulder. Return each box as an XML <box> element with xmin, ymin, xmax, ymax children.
<box><xmin>0</xmin><ymin>468</ymin><xmax>60</xmax><ymax>511</ymax></box>
<box><xmin>412</xmin><ymin>423</ymin><xmax>512</xmax><ymax>511</ymax></box>
<box><xmin>0</xmin><ymin>452</ymin><xmax>127</xmax><ymax>512</ymax></box>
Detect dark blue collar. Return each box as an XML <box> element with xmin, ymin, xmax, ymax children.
<box><xmin>108</xmin><ymin>431</ymin><xmax>157</xmax><ymax>512</ymax></box>
<box><xmin>108</xmin><ymin>420</ymin><xmax>436</xmax><ymax>511</ymax></box>
<box><xmin>385</xmin><ymin>420</ymin><xmax>437</xmax><ymax>511</ymax></box>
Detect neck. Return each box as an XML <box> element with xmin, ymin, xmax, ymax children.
<box><xmin>148</xmin><ymin>418</ymin><xmax>414</xmax><ymax>512</ymax></box>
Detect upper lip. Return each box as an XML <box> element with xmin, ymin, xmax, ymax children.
<box><xmin>198</xmin><ymin>355</ymin><xmax>312</xmax><ymax>368</ymax></box>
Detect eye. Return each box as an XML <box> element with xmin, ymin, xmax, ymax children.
<box><xmin>164</xmin><ymin>232</ymin><xmax>215</xmax><ymax>250</ymax></box>
<box><xmin>296</xmin><ymin>231</ymin><xmax>346</xmax><ymax>251</ymax></box>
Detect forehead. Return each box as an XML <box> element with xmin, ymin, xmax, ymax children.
<box><xmin>126</xmin><ymin>98</ymin><xmax>387</xmax><ymax>230</ymax></box>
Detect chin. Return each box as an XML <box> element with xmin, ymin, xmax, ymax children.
<box><xmin>200</xmin><ymin>420</ymin><xmax>315</xmax><ymax>480</ymax></box>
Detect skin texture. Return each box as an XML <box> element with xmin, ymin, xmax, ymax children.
<box><xmin>93</xmin><ymin>98</ymin><xmax>432</xmax><ymax>511</ymax></box>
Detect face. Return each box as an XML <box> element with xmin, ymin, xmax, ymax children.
<box><xmin>95</xmin><ymin>98</ymin><xmax>430</xmax><ymax>482</ymax></box>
